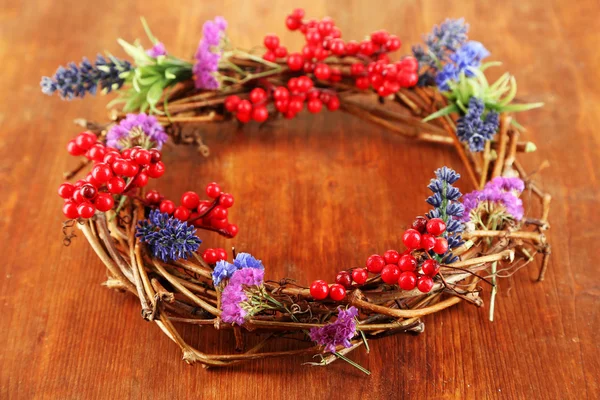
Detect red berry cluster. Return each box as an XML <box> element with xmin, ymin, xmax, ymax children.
<box><xmin>308</xmin><ymin>217</ymin><xmax>449</xmax><ymax>301</ymax></box>
<box><xmin>225</xmin><ymin>78</ymin><xmax>340</xmax><ymax>123</ymax></box>
<box><xmin>351</xmin><ymin>57</ymin><xmax>418</xmax><ymax>96</ymax></box>
<box><xmin>145</xmin><ymin>182</ymin><xmax>238</xmax><ymax>238</ymax></box>
<box><xmin>58</xmin><ymin>132</ymin><xmax>165</xmax><ymax>219</ymax></box>
<box><xmin>201</xmin><ymin>247</ymin><xmax>229</xmax><ymax>264</ymax></box>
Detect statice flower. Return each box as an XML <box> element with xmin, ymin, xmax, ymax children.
<box><xmin>136</xmin><ymin>210</ymin><xmax>202</xmax><ymax>262</ymax></box>
<box><xmin>309</xmin><ymin>307</ymin><xmax>359</xmax><ymax>353</ymax></box>
<box><xmin>426</xmin><ymin>167</ymin><xmax>465</xmax><ymax>263</ymax></box>
<box><xmin>193</xmin><ymin>17</ymin><xmax>228</xmax><ymax>90</ymax></box>
<box><xmin>106</xmin><ymin>113</ymin><xmax>168</xmax><ymax>150</ymax></box>
<box><xmin>40</xmin><ymin>54</ymin><xmax>131</xmax><ymax>100</ymax></box>
<box><xmin>212</xmin><ymin>252</ymin><xmax>264</xmax><ymax>286</ymax></box>
<box><xmin>220</xmin><ymin>267</ymin><xmax>265</xmax><ymax>325</ymax></box>
<box><xmin>436</xmin><ymin>41</ymin><xmax>490</xmax><ymax>91</ymax></box>
<box><xmin>462</xmin><ymin>177</ymin><xmax>525</xmax><ymax>222</ymax></box>
<box><xmin>146</xmin><ymin>42</ymin><xmax>167</xmax><ymax>57</ymax></box>
<box><xmin>456</xmin><ymin>97</ymin><xmax>500</xmax><ymax>152</ymax></box>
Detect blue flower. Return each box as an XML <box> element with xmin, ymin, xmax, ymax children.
<box><xmin>211</xmin><ymin>252</ymin><xmax>264</xmax><ymax>286</ymax></box>
<box><xmin>425</xmin><ymin>167</ymin><xmax>465</xmax><ymax>263</ymax></box>
<box><xmin>233</xmin><ymin>252</ymin><xmax>264</xmax><ymax>270</ymax></box>
<box><xmin>136</xmin><ymin>210</ymin><xmax>201</xmax><ymax>262</ymax></box>
<box><xmin>413</xmin><ymin>18</ymin><xmax>469</xmax><ymax>69</ymax></box>
<box><xmin>456</xmin><ymin>97</ymin><xmax>500</xmax><ymax>152</ymax></box>
<box><xmin>41</xmin><ymin>54</ymin><xmax>131</xmax><ymax>100</ymax></box>
<box><xmin>436</xmin><ymin>41</ymin><xmax>489</xmax><ymax>90</ymax></box>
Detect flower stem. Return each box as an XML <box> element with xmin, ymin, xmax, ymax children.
<box><xmin>333</xmin><ymin>352</ymin><xmax>371</xmax><ymax>375</ymax></box>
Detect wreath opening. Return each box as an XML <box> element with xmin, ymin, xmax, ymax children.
<box><xmin>47</xmin><ymin>10</ymin><xmax>550</xmax><ymax>373</ymax></box>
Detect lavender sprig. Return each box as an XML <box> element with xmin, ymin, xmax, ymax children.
<box><xmin>456</xmin><ymin>97</ymin><xmax>500</xmax><ymax>152</ymax></box>
<box><xmin>426</xmin><ymin>167</ymin><xmax>465</xmax><ymax>263</ymax></box>
<box><xmin>40</xmin><ymin>55</ymin><xmax>131</xmax><ymax>100</ymax></box>
<box><xmin>136</xmin><ymin>210</ymin><xmax>201</xmax><ymax>262</ymax></box>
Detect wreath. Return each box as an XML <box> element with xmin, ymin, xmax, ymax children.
<box><xmin>44</xmin><ymin>9</ymin><xmax>550</xmax><ymax>373</ymax></box>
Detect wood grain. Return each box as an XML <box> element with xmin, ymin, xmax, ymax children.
<box><xmin>1</xmin><ymin>0</ymin><xmax>599</xmax><ymax>398</ymax></box>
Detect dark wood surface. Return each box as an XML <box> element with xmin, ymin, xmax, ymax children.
<box><xmin>1</xmin><ymin>1</ymin><xmax>599</xmax><ymax>399</ymax></box>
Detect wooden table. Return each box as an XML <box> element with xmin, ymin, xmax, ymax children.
<box><xmin>2</xmin><ymin>1</ymin><xmax>598</xmax><ymax>398</ymax></box>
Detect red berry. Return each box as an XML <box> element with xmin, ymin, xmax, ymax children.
<box><xmin>77</xmin><ymin>202</ymin><xmax>95</xmax><ymax>218</ymax></box>
<box><xmin>385</xmin><ymin>35</ymin><xmax>401</xmax><ymax>51</ymax></box>
<box><xmin>288</xmin><ymin>98</ymin><xmax>304</xmax><ymax>113</ymax></box>
<box><xmin>237</xmin><ymin>112</ymin><xmax>251</xmax><ymax>123</ymax></box>
<box><xmin>211</xmin><ymin>217</ymin><xmax>229</xmax><ymax>229</ymax></box>
<box><xmin>225</xmin><ymin>95</ymin><xmax>241</xmax><ymax>112</ymax></box>
<box><xmin>249</xmin><ymin>88</ymin><xmax>267</xmax><ymax>104</ymax></box>
<box><xmin>291</xmin><ymin>8</ymin><xmax>305</xmax><ymax>19</ymax></box>
<box><xmin>145</xmin><ymin>190</ymin><xmax>161</xmax><ymax>204</ymax></box>
<box><xmin>399</xmin><ymin>56</ymin><xmax>418</xmax><ymax>72</ymax></box>
<box><xmin>422</xmin><ymin>259</ymin><xmax>440</xmax><ymax>277</ymax></box>
<box><xmin>305</xmin><ymin>29</ymin><xmax>321</xmax><ymax>45</ymax></box>
<box><xmin>58</xmin><ymin>183</ymin><xmax>75</xmax><ymax>199</ymax></box>
<box><xmin>417</xmin><ymin>275</ymin><xmax>434</xmax><ymax>293</ymax></box>
<box><xmin>91</xmin><ymin>163</ymin><xmax>112</xmax><ymax>183</ymax></box>
<box><xmin>87</xmin><ymin>144</ymin><xmax>106</xmax><ymax>162</ymax></box>
<box><xmin>329</xmin><ymin>284</ymin><xmax>346</xmax><ymax>301</ymax></box>
<box><xmin>274</xmin><ymin>46</ymin><xmax>288</xmax><ymax>58</ymax></box>
<box><xmin>352</xmin><ymin>268</ymin><xmax>368</xmax><ymax>285</ymax></box>
<box><xmin>80</xmin><ymin>184</ymin><xmax>97</xmax><ymax>200</ymax></box>
<box><xmin>433</xmin><ymin>237</ymin><xmax>449</xmax><ymax>254</ymax></box>
<box><xmin>273</xmin><ymin>86</ymin><xmax>290</xmax><ymax>101</ymax></box>
<box><xmin>66</xmin><ymin>139</ymin><xmax>85</xmax><ymax>156</ymax></box>
<box><xmin>252</xmin><ymin>106</ymin><xmax>269</xmax><ymax>122</ymax></box>
<box><xmin>345</xmin><ymin>40</ymin><xmax>359</xmax><ymax>55</ymax></box>
<box><xmin>366</xmin><ymin>254</ymin><xmax>385</xmax><ymax>273</ymax></box>
<box><xmin>227</xmin><ymin>223</ymin><xmax>239</xmax><ymax>237</ymax></box>
<box><xmin>307</xmin><ymin>98</ymin><xmax>322</xmax><ymax>113</ymax></box>
<box><xmin>210</xmin><ymin>205</ymin><xmax>227</xmax><ymax>220</ymax></box>
<box><xmin>313</xmin><ymin>46</ymin><xmax>328</xmax><ymax>60</ymax></box>
<box><xmin>196</xmin><ymin>200</ymin><xmax>212</xmax><ymax>215</ymax></box>
<box><xmin>206</xmin><ymin>182</ymin><xmax>221</xmax><ymax>198</ymax></box>
<box><xmin>145</xmin><ymin>161</ymin><xmax>164</xmax><ymax>178</ymax></box>
<box><xmin>202</xmin><ymin>248</ymin><xmax>218</xmax><ymax>264</ymax></box>
<box><xmin>215</xmin><ymin>248</ymin><xmax>228</xmax><ymax>261</ymax></box>
<box><xmin>263</xmin><ymin>52</ymin><xmax>276</xmax><ymax>62</ymax></box>
<box><xmin>75</xmin><ymin>132</ymin><xmax>96</xmax><ymax>150</ymax></box>
<box><xmin>263</xmin><ymin>34</ymin><xmax>280</xmax><ymax>50</ymax></box>
<box><xmin>122</xmin><ymin>162</ymin><xmax>138</xmax><ymax>178</ymax></box>
<box><xmin>285</xmin><ymin>15</ymin><xmax>301</xmax><ymax>31</ymax></box>
<box><xmin>359</xmin><ymin>40</ymin><xmax>375</xmax><ymax>55</ymax></box>
<box><xmin>421</xmin><ymin>234</ymin><xmax>436</xmax><ymax>251</ymax></box>
<box><xmin>159</xmin><ymin>200</ymin><xmax>175</xmax><ymax>214</ymax></box>
<box><xmin>62</xmin><ymin>201</ymin><xmax>79</xmax><ymax>219</ymax></box>
<box><xmin>351</xmin><ymin>63</ymin><xmax>365</xmax><ymax>77</ymax></box>
<box><xmin>355</xmin><ymin>77</ymin><xmax>370</xmax><ymax>90</ymax></box>
<box><xmin>103</xmin><ymin>152</ymin><xmax>118</xmax><ymax>165</ymax></box>
<box><xmin>95</xmin><ymin>193</ymin><xmax>114</xmax><ymax>212</ymax></box>
<box><xmin>314</xmin><ymin>63</ymin><xmax>331</xmax><ymax>80</ymax></box>
<box><xmin>133</xmin><ymin>172</ymin><xmax>149</xmax><ymax>187</ymax></box>
<box><xmin>181</xmin><ymin>191</ymin><xmax>200</xmax><ymax>209</ymax></box>
<box><xmin>296</xmin><ymin>76</ymin><xmax>313</xmax><ymax>92</ymax></box>
<box><xmin>174</xmin><ymin>206</ymin><xmax>190</xmax><ymax>221</ymax></box>
<box><xmin>309</xmin><ymin>280</ymin><xmax>329</xmax><ymax>300</ymax></box>
<box><xmin>383</xmin><ymin>249</ymin><xmax>400</xmax><ymax>264</ymax></box>
<box><xmin>398</xmin><ymin>271</ymin><xmax>417</xmax><ymax>290</ymax></box>
<box><xmin>402</xmin><ymin>229</ymin><xmax>422</xmax><ymax>249</ymax></box>
<box><xmin>219</xmin><ymin>193</ymin><xmax>234</xmax><ymax>208</ymax></box>
<box><xmin>398</xmin><ymin>254</ymin><xmax>417</xmax><ymax>272</ymax></box>
<box><xmin>287</xmin><ymin>53</ymin><xmax>304</xmax><ymax>71</ymax></box>
<box><xmin>134</xmin><ymin>149</ymin><xmax>151</xmax><ymax>165</ymax></box>
<box><xmin>326</xmin><ymin>96</ymin><xmax>340</xmax><ymax>111</ymax></box>
<box><xmin>427</xmin><ymin>218</ymin><xmax>447</xmax><ymax>236</ymax></box>
<box><xmin>412</xmin><ymin>216</ymin><xmax>428</xmax><ymax>233</ymax></box>
<box><xmin>330</xmin><ymin>39</ymin><xmax>345</xmax><ymax>55</ymax></box>
<box><xmin>237</xmin><ymin>100</ymin><xmax>252</xmax><ymax>114</ymax></box>
<box><xmin>107</xmin><ymin>177</ymin><xmax>126</xmax><ymax>194</ymax></box>
<box><xmin>335</xmin><ymin>271</ymin><xmax>352</xmax><ymax>288</ymax></box>
<box><xmin>381</xmin><ymin>264</ymin><xmax>401</xmax><ymax>284</ymax></box>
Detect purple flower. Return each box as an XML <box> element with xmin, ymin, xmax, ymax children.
<box><xmin>462</xmin><ymin>177</ymin><xmax>525</xmax><ymax>221</ymax></box>
<box><xmin>106</xmin><ymin>113</ymin><xmax>168</xmax><ymax>150</ymax></box>
<box><xmin>220</xmin><ymin>267</ymin><xmax>264</xmax><ymax>325</ymax></box>
<box><xmin>146</xmin><ymin>42</ymin><xmax>167</xmax><ymax>57</ymax></box>
<box><xmin>211</xmin><ymin>252</ymin><xmax>264</xmax><ymax>286</ymax></box>
<box><xmin>456</xmin><ymin>97</ymin><xmax>499</xmax><ymax>152</ymax></box>
<box><xmin>193</xmin><ymin>17</ymin><xmax>228</xmax><ymax>90</ymax></box>
<box><xmin>436</xmin><ymin>40</ymin><xmax>489</xmax><ymax>90</ymax></box>
<box><xmin>309</xmin><ymin>307</ymin><xmax>359</xmax><ymax>353</ymax></box>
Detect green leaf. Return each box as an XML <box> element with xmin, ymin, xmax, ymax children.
<box><xmin>117</xmin><ymin>38</ymin><xmax>153</xmax><ymax>65</ymax></box>
<box><xmin>496</xmin><ymin>102</ymin><xmax>544</xmax><ymax>112</ymax></box>
<box><xmin>423</xmin><ymin>103</ymin><xmax>459</xmax><ymax>122</ymax></box>
<box><xmin>499</xmin><ymin>76</ymin><xmax>517</xmax><ymax>106</ymax></box>
<box><xmin>146</xmin><ymin>81</ymin><xmax>164</xmax><ymax>107</ymax></box>
<box><xmin>480</xmin><ymin>61</ymin><xmax>502</xmax><ymax>71</ymax></box>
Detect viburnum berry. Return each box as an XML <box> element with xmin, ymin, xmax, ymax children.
<box><xmin>398</xmin><ymin>254</ymin><xmax>417</xmax><ymax>272</ymax></box>
<box><xmin>106</xmin><ymin>177</ymin><xmax>126</xmax><ymax>194</ymax></box>
<box><xmin>58</xmin><ymin>183</ymin><xmax>75</xmax><ymax>199</ymax></box>
<box><xmin>417</xmin><ymin>275</ymin><xmax>434</xmax><ymax>293</ymax></box>
<box><xmin>274</xmin><ymin>46</ymin><xmax>288</xmax><ymax>58</ymax></box>
<box><xmin>91</xmin><ymin>163</ymin><xmax>112</xmax><ymax>183</ymax></box>
<box><xmin>132</xmin><ymin>172</ymin><xmax>149</xmax><ymax>187</ymax></box>
<box><xmin>145</xmin><ymin>190</ymin><xmax>161</xmax><ymax>204</ymax></box>
<box><xmin>286</xmin><ymin>15</ymin><xmax>302</xmax><ymax>31</ymax></box>
<box><xmin>427</xmin><ymin>218</ymin><xmax>447</xmax><ymax>236</ymax></box>
<box><xmin>307</xmin><ymin>98</ymin><xmax>322</xmax><ymax>113</ymax></box>
<box><xmin>326</xmin><ymin>96</ymin><xmax>340</xmax><ymax>111</ymax></box>
<box><xmin>174</xmin><ymin>206</ymin><xmax>190</xmax><ymax>221</ymax></box>
<box><xmin>249</xmin><ymin>88</ymin><xmax>267</xmax><ymax>104</ymax></box>
<box><xmin>87</xmin><ymin>144</ymin><xmax>105</xmax><ymax>162</ymax></box>
<box><xmin>421</xmin><ymin>259</ymin><xmax>440</xmax><ymax>277</ymax></box>
<box><xmin>252</xmin><ymin>106</ymin><xmax>269</xmax><ymax>122</ymax></box>
<box><xmin>398</xmin><ymin>271</ymin><xmax>418</xmax><ymax>291</ymax></box>
<box><xmin>433</xmin><ymin>237</ymin><xmax>449</xmax><ymax>255</ymax></box>
<box><xmin>202</xmin><ymin>248</ymin><xmax>218</xmax><ymax>264</ymax></box>
<box><xmin>335</xmin><ymin>271</ymin><xmax>352</xmax><ymax>288</ymax></box>
<box><xmin>77</xmin><ymin>202</ymin><xmax>95</xmax><ymax>218</ymax></box>
<box><xmin>210</xmin><ymin>205</ymin><xmax>227</xmax><ymax>220</ymax></box>
<box><xmin>181</xmin><ymin>191</ymin><xmax>200</xmax><ymax>209</ymax></box>
<box><xmin>329</xmin><ymin>284</ymin><xmax>346</xmax><ymax>301</ymax></box>
<box><xmin>80</xmin><ymin>184</ymin><xmax>97</xmax><ymax>200</ymax></box>
<box><xmin>352</xmin><ymin>268</ymin><xmax>368</xmax><ymax>285</ymax></box>
<box><xmin>134</xmin><ymin>149</ymin><xmax>152</xmax><ymax>165</ymax></box>
<box><xmin>226</xmin><ymin>223</ymin><xmax>239</xmax><ymax>237</ymax></box>
<box><xmin>62</xmin><ymin>201</ymin><xmax>79</xmax><ymax>219</ymax></box>
<box><xmin>402</xmin><ymin>229</ymin><xmax>422</xmax><ymax>249</ymax></box>
<box><xmin>75</xmin><ymin>132</ymin><xmax>96</xmax><ymax>150</ymax></box>
<box><xmin>421</xmin><ymin>234</ymin><xmax>436</xmax><ymax>251</ymax></box>
<box><xmin>287</xmin><ymin>53</ymin><xmax>304</xmax><ymax>71</ymax></box>
<box><xmin>211</xmin><ymin>217</ymin><xmax>229</xmax><ymax>229</ymax></box>
<box><xmin>366</xmin><ymin>254</ymin><xmax>385</xmax><ymax>273</ymax></box>
<box><xmin>159</xmin><ymin>200</ymin><xmax>176</xmax><ymax>214</ymax></box>
<box><xmin>263</xmin><ymin>34</ymin><xmax>280</xmax><ymax>50</ymax></box>
<box><xmin>95</xmin><ymin>193</ymin><xmax>114</xmax><ymax>212</ymax></box>
<box><xmin>314</xmin><ymin>63</ymin><xmax>331</xmax><ymax>80</ymax></box>
<box><xmin>66</xmin><ymin>139</ymin><xmax>85</xmax><ymax>156</ymax></box>
<box><xmin>225</xmin><ymin>95</ymin><xmax>241</xmax><ymax>112</ymax></box>
<box><xmin>310</xmin><ymin>280</ymin><xmax>329</xmax><ymax>300</ymax></box>
<box><xmin>215</xmin><ymin>248</ymin><xmax>228</xmax><ymax>261</ymax></box>
<box><xmin>381</xmin><ymin>264</ymin><xmax>401</xmax><ymax>284</ymax></box>
<box><xmin>219</xmin><ymin>193</ymin><xmax>235</xmax><ymax>208</ymax></box>
<box><xmin>383</xmin><ymin>249</ymin><xmax>400</xmax><ymax>264</ymax></box>
<box><xmin>206</xmin><ymin>182</ymin><xmax>221</xmax><ymax>198</ymax></box>
<box><xmin>412</xmin><ymin>216</ymin><xmax>428</xmax><ymax>233</ymax></box>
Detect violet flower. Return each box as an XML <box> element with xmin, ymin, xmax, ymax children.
<box><xmin>212</xmin><ymin>252</ymin><xmax>264</xmax><ymax>286</ymax></box>
<box><xmin>456</xmin><ymin>97</ymin><xmax>500</xmax><ymax>152</ymax></box>
<box><xmin>436</xmin><ymin>40</ymin><xmax>490</xmax><ymax>91</ymax></box>
<box><xmin>309</xmin><ymin>307</ymin><xmax>359</xmax><ymax>353</ymax></box>
<box><xmin>106</xmin><ymin>113</ymin><xmax>168</xmax><ymax>150</ymax></box>
<box><xmin>220</xmin><ymin>267</ymin><xmax>265</xmax><ymax>325</ymax></box>
<box><xmin>146</xmin><ymin>42</ymin><xmax>167</xmax><ymax>57</ymax></box>
<box><xmin>193</xmin><ymin>16</ymin><xmax>227</xmax><ymax>90</ymax></box>
<box><xmin>462</xmin><ymin>176</ymin><xmax>525</xmax><ymax>222</ymax></box>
